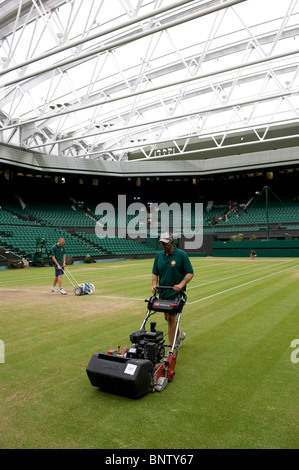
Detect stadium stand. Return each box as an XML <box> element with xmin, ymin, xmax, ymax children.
<box><xmin>0</xmin><ymin>177</ymin><xmax>160</xmax><ymax>265</ymax></box>
<box><xmin>76</xmin><ymin>232</ymin><xmax>158</xmax><ymax>256</ymax></box>
<box><xmin>1</xmin><ymin>169</ymin><xmax>299</xmax><ymax>265</ymax></box>
<box><xmin>0</xmin><ymin>224</ymin><xmax>101</xmax><ymax>260</ymax></box>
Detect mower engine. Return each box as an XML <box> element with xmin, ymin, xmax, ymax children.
<box><xmin>127</xmin><ymin>322</ymin><xmax>165</xmax><ymax>364</ymax></box>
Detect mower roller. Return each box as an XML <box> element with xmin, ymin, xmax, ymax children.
<box><xmin>86</xmin><ymin>286</ymin><xmax>187</xmax><ymax>398</ymax></box>
<box><xmin>62</xmin><ymin>266</ymin><xmax>95</xmax><ymax>296</ymax></box>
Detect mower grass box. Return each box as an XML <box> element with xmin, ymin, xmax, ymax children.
<box><xmin>86</xmin><ymin>353</ymin><xmax>154</xmax><ymax>399</ymax></box>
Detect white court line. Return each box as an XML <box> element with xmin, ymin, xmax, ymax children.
<box><xmin>188</xmin><ymin>262</ymin><xmax>299</xmax><ymax>304</ymax></box>
<box><xmin>1</xmin><ymin>261</ymin><xmax>298</xmax><ymax>304</ymax></box>
<box><xmin>0</xmin><ymin>258</ymin><xmax>286</xmax><ymax>285</ymax></box>
<box><xmin>0</xmin><ymin>260</ymin><xmax>227</xmax><ymax>285</ymax></box>
<box><xmin>0</xmin><ymin>288</ymin><xmax>49</xmax><ymax>294</ymax></box>
<box><xmin>98</xmin><ymin>295</ymin><xmax>145</xmax><ymax>301</ymax></box>
<box><xmin>0</xmin><ymin>286</ymin><xmax>145</xmax><ymax>300</ymax></box>
<box><xmin>188</xmin><ymin>259</ymin><xmax>296</xmax><ymax>290</ymax></box>
<box><xmin>0</xmin><ymin>287</ymin><xmax>144</xmax><ymax>300</ymax></box>
<box><xmin>1</xmin><ymin>260</ymin><xmax>297</xmax><ymax>303</ymax></box>
<box><xmin>193</xmin><ymin>263</ymin><xmax>225</xmax><ymax>269</ymax></box>
<box><xmin>0</xmin><ymin>261</ymin><xmax>155</xmax><ymax>285</ymax></box>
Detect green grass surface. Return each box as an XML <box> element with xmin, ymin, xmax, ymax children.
<box><xmin>1</xmin><ymin>257</ymin><xmax>299</xmax><ymax>449</ymax></box>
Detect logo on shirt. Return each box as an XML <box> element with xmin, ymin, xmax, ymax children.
<box><xmin>171</xmin><ymin>260</ymin><xmax>176</xmax><ymax>267</ymax></box>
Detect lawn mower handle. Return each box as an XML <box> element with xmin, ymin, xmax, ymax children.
<box><xmin>155</xmin><ymin>285</ymin><xmax>175</xmax><ymax>290</ymax></box>
<box><xmin>153</xmin><ymin>285</ymin><xmax>187</xmax><ymax>299</ymax></box>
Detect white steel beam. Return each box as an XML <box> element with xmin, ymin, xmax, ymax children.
<box><xmin>0</xmin><ymin>0</ymin><xmax>195</xmax><ymax>74</ymax></box>
<box><xmin>25</xmin><ymin>89</ymin><xmax>299</xmax><ymax>149</ymax></box>
<box><xmin>1</xmin><ymin>0</ymin><xmax>247</xmax><ymax>87</ymax></box>
<box><xmin>2</xmin><ymin>46</ymin><xmax>299</xmax><ymax>133</ymax></box>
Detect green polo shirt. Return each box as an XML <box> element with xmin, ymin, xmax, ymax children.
<box><xmin>51</xmin><ymin>243</ymin><xmax>66</xmax><ymax>265</ymax></box>
<box><xmin>152</xmin><ymin>246</ymin><xmax>194</xmax><ymax>299</ymax></box>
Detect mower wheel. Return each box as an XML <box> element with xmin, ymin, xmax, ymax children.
<box><xmin>74</xmin><ymin>286</ymin><xmax>82</xmax><ymax>296</ymax></box>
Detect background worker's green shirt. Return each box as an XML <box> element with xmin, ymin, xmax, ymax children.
<box><xmin>152</xmin><ymin>246</ymin><xmax>194</xmax><ymax>299</ymax></box>
<box><xmin>51</xmin><ymin>243</ymin><xmax>66</xmax><ymax>265</ymax></box>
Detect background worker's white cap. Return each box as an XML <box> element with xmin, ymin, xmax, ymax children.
<box><xmin>159</xmin><ymin>232</ymin><xmax>173</xmax><ymax>243</ymax></box>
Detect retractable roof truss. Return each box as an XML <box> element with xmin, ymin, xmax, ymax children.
<box><xmin>0</xmin><ymin>0</ymin><xmax>298</xmax><ymax>163</ymax></box>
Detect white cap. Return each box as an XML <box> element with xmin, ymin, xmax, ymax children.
<box><xmin>159</xmin><ymin>232</ymin><xmax>173</xmax><ymax>243</ymax></box>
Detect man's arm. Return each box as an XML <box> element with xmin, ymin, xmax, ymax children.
<box><xmin>173</xmin><ymin>273</ymin><xmax>194</xmax><ymax>291</ymax></box>
<box><xmin>152</xmin><ymin>273</ymin><xmax>159</xmax><ymax>294</ymax></box>
<box><xmin>52</xmin><ymin>255</ymin><xmax>61</xmax><ymax>269</ymax></box>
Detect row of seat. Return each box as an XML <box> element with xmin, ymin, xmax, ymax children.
<box><xmin>76</xmin><ymin>231</ymin><xmax>158</xmax><ymax>255</ymax></box>
<box><xmin>2</xmin><ymin>198</ymin><xmax>298</xmax><ymax>230</ymax></box>
<box><xmin>0</xmin><ymin>208</ymin><xmax>35</xmax><ymax>225</ymax></box>
<box><xmin>205</xmin><ymin>200</ymin><xmax>299</xmax><ymax>226</ymax></box>
<box><xmin>0</xmin><ymin>225</ymin><xmax>100</xmax><ymax>259</ymax></box>
<box><xmin>0</xmin><ymin>223</ymin><xmax>158</xmax><ymax>259</ymax></box>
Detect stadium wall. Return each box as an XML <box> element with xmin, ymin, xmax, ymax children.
<box><xmin>1</xmin><ymin>143</ymin><xmax>299</xmax><ymax>177</ymax></box>
<box><xmin>212</xmin><ymin>240</ymin><xmax>299</xmax><ymax>257</ymax></box>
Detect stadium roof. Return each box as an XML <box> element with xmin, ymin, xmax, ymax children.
<box><xmin>0</xmin><ymin>0</ymin><xmax>299</xmax><ymax>175</ymax></box>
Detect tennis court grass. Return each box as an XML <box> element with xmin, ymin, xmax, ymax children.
<box><xmin>1</xmin><ymin>257</ymin><xmax>299</xmax><ymax>449</ymax></box>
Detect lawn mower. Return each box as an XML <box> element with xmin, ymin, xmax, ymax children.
<box><xmin>86</xmin><ymin>286</ymin><xmax>187</xmax><ymax>398</ymax></box>
<box><xmin>62</xmin><ymin>266</ymin><xmax>95</xmax><ymax>296</ymax></box>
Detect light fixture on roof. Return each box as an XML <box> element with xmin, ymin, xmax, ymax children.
<box><xmin>95</xmin><ymin>123</ymin><xmax>114</xmax><ymax>129</ymax></box>
<box><xmin>50</xmin><ymin>103</ymin><xmax>69</xmax><ymax>110</ymax></box>
<box><xmin>56</xmin><ymin>32</ymin><xmax>64</xmax><ymax>43</ymax></box>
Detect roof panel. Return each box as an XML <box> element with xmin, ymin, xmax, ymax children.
<box><xmin>0</xmin><ymin>0</ymin><xmax>299</xmax><ymax>165</ymax></box>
